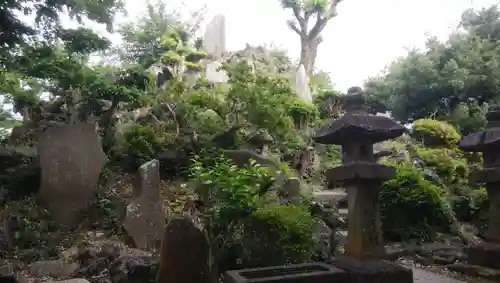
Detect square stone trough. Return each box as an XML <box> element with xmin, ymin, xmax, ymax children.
<box><xmin>223</xmin><ymin>263</ymin><xmax>348</xmax><ymax>283</ymax></box>
<box><xmin>223</xmin><ymin>258</ymin><xmax>413</xmax><ymax>283</ymax></box>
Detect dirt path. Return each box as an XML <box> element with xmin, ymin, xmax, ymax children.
<box><xmin>413</xmin><ymin>268</ymin><xmax>465</xmax><ymax>283</ymax></box>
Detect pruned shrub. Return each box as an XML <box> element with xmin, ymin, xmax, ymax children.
<box><xmin>237</xmin><ymin>204</ymin><xmax>317</xmax><ymax>268</ymax></box>
<box><xmin>380</xmin><ymin>166</ymin><xmax>451</xmax><ymax>241</ymax></box>
<box><xmin>411</xmin><ymin>119</ymin><xmax>460</xmax><ymax>148</ymax></box>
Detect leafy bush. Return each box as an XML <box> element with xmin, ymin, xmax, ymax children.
<box><xmin>120</xmin><ymin>124</ymin><xmax>172</xmax><ymax>163</ymax></box>
<box><xmin>453</xmin><ymin>185</ymin><xmax>489</xmax><ymax>222</ymax></box>
<box><xmin>469</xmin><ymin>187</ymin><xmax>489</xmax><ymax>233</ymax></box>
<box><xmin>237</xmin><ymin>204</ymin><xmax>316</xmax><ymax>268</ymax></box>
<box><xmin>411</xmin><ymin>119</ymin><xmax>460</xmax><ymax>148</ymax></box>
<box><xmin>189</xmin><ymin>154</ymin><xmax>317</xmax><ymax>279</ymax></box>
<box><xmin>288</xmin><ymin>100</ymin><xmax>317</xmax><ymax>128</ymax></box>
<box><xmin>380</xmin><ymin>166</ymin><xmax>451</xmax><ymax>241</ymax></box>
<box><xmin>416</xmin><ymin>147</ymin><xmax>468</xmax><ymax>185</ymax></box>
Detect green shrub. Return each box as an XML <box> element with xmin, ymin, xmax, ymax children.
<box><xmin>120</xmin><ymin>124</ymin><xmax>173</xmax><ymax>163</ymax></box>
<box><xmin>238</xmin><ymin>204</ymin><xmax>316</xmax><ymax>267</ymax></box>
<box><xmin>411</xmin><ymin>119</ymin><xmax>460</xmax><ymax>148</ymax></box>
<box><xmin>416</xmin><ymin>147</ymin><xmax>468</xmax><ymax>185</ymax></box>
<box><xmin>467</xmin><ymin>186</ymin><xmax>489</xmax><ymax>231</ymax></box>
<box><xmin>453</xmin><ymin>185</ymin><xmax>488</xmax><ymax>222</ymax></box>
<box><xmin>189</xmin><ymin>155</ymin><xmax>317</xmax><ymax>277</ymax></box>
<box><xmin>380</xmin><ymin>166</ymin><xmax>451</xmax><ymax>241</ymax></box>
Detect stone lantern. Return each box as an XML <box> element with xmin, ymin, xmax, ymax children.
<box><xmin>312</xmin><ymin>86</ymin><xmax>406</xmax><ymax>259</ymax></box>
<box><xmin>459</xmin><ymin>104</ymin><xmax>500</xmax><ymax>269</ymax></box>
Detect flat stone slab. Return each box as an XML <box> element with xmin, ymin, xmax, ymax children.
<box><xmin>412</xmin><ymin>268</ymin><xmax>465</xmax><ymax>283</ymax></box>
<box><xmin>328</xmin><ymin>257</ymin><xmax>413</xmax><ymax>283</ymax></box>
<box><xmin>468</xmin><ymin>242</ymin><xmax>500</xmax><ymax>269</ymax></box>
<box><xmin>313</xmin><ymin>190</ymin><xmax>347</xmax><ymax>202</ymax></box>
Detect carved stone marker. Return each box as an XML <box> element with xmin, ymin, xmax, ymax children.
<box><xmin>313</xmin><ymin>86</ymin><xmax>406</xmax><ymax>259</ymax></box>
<box><xmin>294</xmin><ymin>64</ymin><xmax>312</xmax><ymax>102</ymax></box>
<box><xmin>123</xmin><ymin>159</ymin><xmax>164</xmax><ymax>251</ymax></box>
<box><xmin>205</xmin><ymin>60</ymin><xmax>229</xmax><ymax>84</ymax></box>
<box><xmin>203</xmin><ymin>14</ymin><xmax>226</xmax><ymax>59</ymax></box>
<box><xmin>459</xmin><ymin>104</ymin><xmax>500</xmax><ymax>269</ymax></box>
<box><xmin>38</xmin><ymin>123</ymin><xmax>107</xmax><ymax>225</ymax></box>
<box><xmin>157</xmin><ymin>216</ymin><xmax>209</xmax><ymax>283</ymax></box>
<box><xmin>280</xmin><ymin>178</ymin><xmax>301</xmax><ymax>204</ymax></box>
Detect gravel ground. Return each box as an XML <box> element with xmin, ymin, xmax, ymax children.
<box><xmin>397</xmin><ymin>258</ymin><xmax>494</xmax><ymax>283</ymax></box>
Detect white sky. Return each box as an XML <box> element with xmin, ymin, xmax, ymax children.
<box><xmin>55</xmin><ymin>0</ymin><xmax>500</xmax><ymax>91</ymax></box>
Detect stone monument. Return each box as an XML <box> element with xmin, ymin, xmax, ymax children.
<box><xmin>205</xmin><ymin>60</ymin><xmax>228</xmax><ymax>84</ymax></box>
<box><xmin>203</xmin><ymin>15</ymin><xmax>226</xmax><ymax>59</ymax></box>
<box><xmin>294</xmin><ymin>64</ymin><xmax>312</xmax><ymax>102</ymax></box>
<box><xmin>459</xmin><ymin>104</ymin><xmax>500</xmax><ymax>270</ymax></box>
<box><xmin>156</xmin><ymin>217</ymin><xmax>209</xmax><ymax>283</ymax></box>
<box><xmin>38</xmin><ymin>123</ymin><xmax>108</xmax><ymax>226</ymax></box>
<box><xmin>123</xmin><ymin>159</ymin><xmax>165</xmax><ymax>251</ymax></box>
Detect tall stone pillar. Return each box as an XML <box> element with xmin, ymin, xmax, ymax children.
<box><xmin>460</xmin><ymin>104</ymin><xmax>500</xmax><ymax>269</ymax></box>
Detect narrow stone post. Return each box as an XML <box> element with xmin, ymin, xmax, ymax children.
<box><xmin>312</xmin><ymin>86</ymin><xmax>406</xmax><ymax>259</ymax></box>
<box><xmin>459</xmin><ymin>104</ymin><xmax>500</xmax><ymax>269</ymax></box>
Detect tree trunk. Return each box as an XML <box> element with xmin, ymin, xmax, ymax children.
<box><xmin>22</xmin><ymin>107</ymin><xmax>30</xmax><ymax>122</ymax></box>
<box><xmin>299</xmin><ymin>36</ymin><xmax>311</xmax><ymax>73</ymax></box>
<box><xmin>299</xmin><ymin>36</ymin><xmax>321</xmax><ymax>74</ymax></box>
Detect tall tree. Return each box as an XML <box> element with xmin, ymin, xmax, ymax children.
<box><xmin>280</xmin><ymin>0</ymin><xmax>343</xmax><ymax>73</ymax></box>
<box><xmin>0</xmin><ymin>0</ymin><xmax>124</xmax><ymax>54</ymax></box>
<box><xmin>364</xmin><ymin>5</ymin><xmax>500</xmax><ymax>134</ymax></box>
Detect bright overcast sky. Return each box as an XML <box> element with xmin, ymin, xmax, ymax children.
<box><xmin>68</xmin><ymin>0</ymin><xmax>499</xmax><ymax>91</ymax></box>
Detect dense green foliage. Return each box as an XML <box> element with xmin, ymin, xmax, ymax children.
<box><xmin>380</xmin><ymin>166</ymin><xmax>451</xmax><ymax>241</ymax></box>
<box><xmin>189</xmin><ymin>155</ymin><xmax>316</xmax><ymax>279</ymax></box>
<box><xmin>411</xmin><ymin>119</ymin><xmax>461</xmax><ymax>148</ymax></box>
<box><xmin>364</xmin><ymin>5</ymin><xmax>500</xmax><ymax>134</ymax></box>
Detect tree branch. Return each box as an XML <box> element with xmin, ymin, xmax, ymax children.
<box><xmin>292</xmin><ymin>6</ymin><xmax>307</xmax><ymax>32</ymax></box>
<box><xmin>287</xmin><ymin>20</ymin><xmax>302</xmax><ymax>35</ymax></box>
<box><xmin>307</xmin><ymin>0</ymin><xmax>342</xmax><ymax>40</ymax></box>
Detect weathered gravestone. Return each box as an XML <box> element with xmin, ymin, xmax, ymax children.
<box><xmin>203</xmin><ymin>14</ymin><xmax>226</xmax><ymax>59</ymax></box>
<box><xmin>123</xmin><ymin>159</ymin><xmax>165</xmax><ymax>251</ymax></box>
<box><xmin>38</xmin><ymin>123</ymin><xmax>108</xmax><ymax>225</ymax></box>
<box><xmin>156</xmin><ymin>216</ymin><xmax>209</xmax><ymax>283</ymax></box>
<box><xmin>205</xmin><ymin>61</ymin><xmax>229</xmax><ymax>84</ymax></box>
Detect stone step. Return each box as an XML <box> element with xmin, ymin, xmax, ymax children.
<box><xmin>338</xmin><ymin>208</ymin><xmax>348</xmax><ymax>218</ymax></box>
<box><xmin>337</xmin><ymin>230</ymin><xmax>348</xmax><ymax>245</ymax></box>
<box><xmin>313</xmin><ymin>190</ymin><xmax>346</xmax><ymax>203</ymax></box>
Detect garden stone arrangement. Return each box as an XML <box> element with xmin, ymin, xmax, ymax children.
<box><xmin>2</xmin><ymin>4</ymin><xmax>500</xmax><ymax>283</ymax></box>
